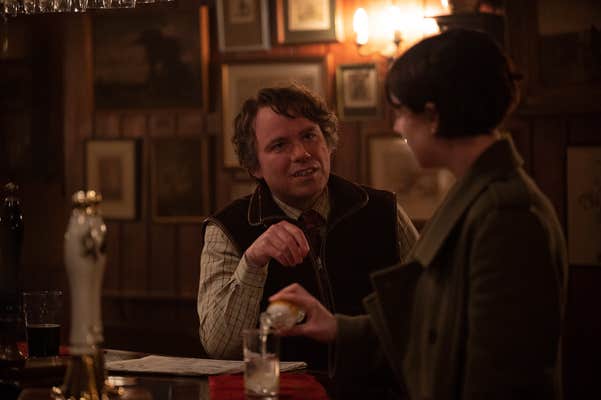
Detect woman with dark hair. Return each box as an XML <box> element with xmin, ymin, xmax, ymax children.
<box><xmin>270</xmin><ymin>29</ymin><xmax>567</xmax><ymax>399</ymax></box>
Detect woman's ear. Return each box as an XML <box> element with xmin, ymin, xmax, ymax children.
<box><xmin>249</xmin><ymin>166</ymin><xmax>263</xmax><ymax>180</ymax></box>
<box><xmin>424</xmin><ymin>102</ymin><xmax>439</xmax><ymax>135</ymax></box>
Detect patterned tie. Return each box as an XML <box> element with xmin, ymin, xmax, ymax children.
<box><xmin>298</xmin><ymin>209</ymin><xmax>333</xmax><ymax>312</ymax></box>
<box><xmin>298</xmin><ymin>209</ymin><xmax>325</xmax><ymax>255</ymax></box>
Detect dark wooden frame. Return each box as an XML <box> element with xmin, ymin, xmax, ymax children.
<box><xmin>276</xmin><ymin>0</ymin><xmax>338</xmax><ymax>44</ymax></box>
<box><xmin>150</xmin><ymin>137</ymin><xmax>208</xmax><ymax>223</ymax></box>
<box><xmin>505</xmin><ymin>0</ymin><xmax>601</xmax><ymax>115</ymax></box>
<box><xmin>229</xmin><ymin>178</ymin><xmax>258</xmax><ymax>203</ymax></box>
<box><xmin>93</xmin><ymin>6</ymin><xmax>210</xmax><ymax>110</ymax></box>
<box><xmin>85</xmin><ymin>138</ymin><xmax>140</xmax><ymax>220</ymax></box>
<box><xmin>336</xmin><ymin>63</ymin><xmax>381</xmax><ymax>121</ymax></box>
<box><xmin>217</xmin><ymin>0</ymin><xmax>270</xmax><ymax>52</ymax></box>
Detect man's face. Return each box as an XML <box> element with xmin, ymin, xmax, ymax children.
<box><xmin>251</xmin><ymin>106</ymin><xmax>332</xmax><ymax>210</ymax></box>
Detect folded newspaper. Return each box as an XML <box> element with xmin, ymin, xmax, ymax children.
<box><xmin>106</xmin><ymin>355</ymin><xmax>307</xmax><ymax>376</ymax></box>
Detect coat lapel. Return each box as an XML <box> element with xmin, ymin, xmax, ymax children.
<box><xmin>408</xmin><ymin>137</ymin><xmax>524</xmax><ymax>268</ymax></box>
<box><xmin>363</xmin><ymin>137</ymin><xmax>525</xmax><ymax>390</ymax></box>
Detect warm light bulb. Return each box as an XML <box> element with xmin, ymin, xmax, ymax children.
<box><xmin>422</xmin><ymin>17</ymin><xmax>440</xmax><ymax>36</ymax></box>
<box><xmin>385</xmin><ymin>6</ymin><xmax>403</xmax><ymax>42</ymax></box>
<box><xmin>353</xmin><ymin>8</ymin><xmax>369</xmax><ymax>45</ymax></box>
<box><xmin>440</xmin><ymin>0</ymin><xmax>450</xmax><ymax>12</ymax></box>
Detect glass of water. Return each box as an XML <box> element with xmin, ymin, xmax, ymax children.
<box><xmin>243</xmin><ymin>328</ymin><xmax>280</xmax><ymax>399</ymax></box>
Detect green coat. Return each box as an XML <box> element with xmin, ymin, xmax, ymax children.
<box><xmin>334</xmin><ymin>137</ymin><xmax>567</xmax><ymax>400</ymax></box>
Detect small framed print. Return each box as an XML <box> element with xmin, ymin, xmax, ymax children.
<box><xmin>221</xmin><ymin>58</ymin><xmax>328</xmax><ymax>168</ymax></box>
<box><xmin>150</xmin><ymin>138</ymin><xmax>207</xmax><ymax>223</ymax></box>
<box><xmin>217</xmin><ymin>0</ymin><xmax>270</xmax><ymax>52</ymax></box>
<box><xmin>85</xmin><ymin>139</ymin><xmax>139</xmax><ymax>220</ymax></box>
<box><xmin>367</xmin><ymin>134</ymin><xmax>455</xmax><ymax>222</ymax></box>
<box><xmin>567</xmin><ymin>146</ymin><xmax>601</xmax><ymax>266</ymax></box>
<box><xmin>276</xmin><ymin>0</ymin><xmax>338</xmax><ymax>44</ymax></box>
<box><xmin>229</xmin><ymin>179</ymin><xmax>258</xmax><ymax>203</ymax></box>
<box><xmin>336</xmin><ymin>63</ymin><xmax>380</xmax><ymax>121</ymax></box>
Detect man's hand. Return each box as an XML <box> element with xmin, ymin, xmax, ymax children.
<box><xmin>245</xmin><ymin>221</ymin><xmax>310</xmax><ymax>267</ymax></box>
<box><xmin>269</xmin><ymin>283</ymin><xmax>337</xmax><ymax>343</ymax></box>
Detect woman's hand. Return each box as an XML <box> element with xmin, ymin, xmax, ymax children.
<box><xmin>269</xmin><ymin>283</ymin><xmax>337</xmax><ymax>343</ymax></box>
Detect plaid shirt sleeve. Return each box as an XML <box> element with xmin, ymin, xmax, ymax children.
<box><xmin>396</xmin><ymin>203</ymin><xmax>419</xmax><ymax>262</ymax></box>
<box><xmin>197</xmin><ymin>223</ymin><xmax>268</xmax><ymax>359</ymax></box>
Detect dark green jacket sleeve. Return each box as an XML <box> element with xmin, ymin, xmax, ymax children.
<box><xmin>332</xmin><ymin>314</ymin><xmax>385</xmax><ymax>378</ymax></box>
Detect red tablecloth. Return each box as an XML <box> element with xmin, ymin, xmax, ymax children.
<box><xmin>209</xmin><ymin>373</ymin><xmax>329</xmax><ymax>400</ymax></box>
<box><xmin>16</xmin><ymin>341</ymin><xmax>69</xmax><ymax>358</ymax></box>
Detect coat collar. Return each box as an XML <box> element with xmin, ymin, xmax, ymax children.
<box><xmin>409</xmin><ymin>136</ymin><xmax>524</xmax><ymax>268</ymax></box>
<box><xmin>247</xmin><ymin>174</ymin><xmax>369</xmax><ymax>228</ymax></box>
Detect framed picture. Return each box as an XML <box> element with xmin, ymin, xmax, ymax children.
<box><xmin>0</xmin><ymin>114</ymin><xmax>32</xmax><ymax>178</ymax></box>
<box><xmin>229</xmin><ymin>179</ymin><xmax>258</xmax><ymax>203</ymax></box>
<box><xmin>93</xmin><ymin>7</ymin><xmax>209</xmax><ymax>109</ymax></box>
<box><xmin>367</xmin><ymin>134</ymin><xmax>455</xmax><ymax>222</ymax></box>
<box><xmin>221</xmin><ymin>59</ymin><xmax>328</xmax><ymax>168</ymax></box>
<box><xmin>85</xmin><ymin>139</ymin><xmax>139</xmax><ymax>220</ymax></box>
<box><xmin>510</xmin><ymin>0</ymin><xmax>601</xmax><ymax>113</ymax></box>
<box><xmin>567</xmin><ymin>146</ymin><xmax>601</xmax><ymax>266</ymax></box>
<box><xmin>537</xmin><ymin>0</ymin><xmax>600</xmax><ymax>89</ymax></box>
<box><xmin>336</xmin><ymin>63</ymin><xmax>380</xmax><ymax>121</ymax></box>
<box><xmin>276</xmin><ymin>0</ymin><xmax>338</xmax><ymax>44</ymax></box>
<box><xmin>0</xmin><ymin>62</ymin><xmax>32</xmax><ymax>110</ymax></box>
<box><xmin>150</xmin><ymin>138</ymin><xmax>207</xmax><ymax>223</ymax></box>
<box><xmin>217</xmin><ymin>0</ymin><xmax>270</xmax><ymax>52</ymax></box>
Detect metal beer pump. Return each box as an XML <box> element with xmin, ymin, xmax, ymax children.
<box><xmin>53</xmin><ymin>190</ymin><xmax>107</xmax><ymax>400</ymax></box>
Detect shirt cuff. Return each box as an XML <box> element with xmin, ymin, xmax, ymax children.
<box><xmin>234</xmin><ymin>254</ymin><xmax>268</xmax><ymax>288</ymax></box>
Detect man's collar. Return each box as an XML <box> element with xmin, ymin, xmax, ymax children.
<box><xmin>272</xmin><ymin>188</ymin><xmax>330</xmax><ymax>221</ymax></box>
<box><xmin>247</xmin><ymin>175</ymin><xmax>368</xmax><ymax>227</ymax></box>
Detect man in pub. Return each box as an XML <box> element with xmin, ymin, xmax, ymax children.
<box><xmin>197</xmin><ymin>85</ymin><xmax>417</xmax><ymax>372</ymax></box>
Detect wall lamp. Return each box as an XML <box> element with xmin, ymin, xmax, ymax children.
<box><xmin>352</xmin><ymin>1</ymin><xmax>449</xmax><ymax>60</ymax></box>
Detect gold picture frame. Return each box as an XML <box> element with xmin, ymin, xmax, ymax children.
<box><xmin>217</xmin><ymin>0</ymin><xmax>270</xmax><ymax>52</ymax></box>
<box><xmin>85</xmin><ymin>139</ymin><xmax>139</xmax><ymax>220</ymax></box>
<box><xmin>276</xmin><ymin>0</ymin><xmax>338</xmax><ymax>44</ymax></box>
<box><xmin>367</xmin><ymin>134</ymin><xmax>455</xmax><ymax>222</ymax></box>
<box><xmin>336</xmin><ymin>63</ymin><xmax>381</xmax><ymax>121</ymax></box>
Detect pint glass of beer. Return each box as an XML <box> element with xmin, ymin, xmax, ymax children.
<box><xmin>22</xmin><ymin>290</ymin><xmax>63</xmax><ymax>358</ymax></box>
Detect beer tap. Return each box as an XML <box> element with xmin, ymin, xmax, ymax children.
<box><xmin>53</xmin><ymin>190</ymin><xmax>107</xmax><ymax>400</ymax></box>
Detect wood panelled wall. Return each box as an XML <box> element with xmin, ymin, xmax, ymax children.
<box><xmin>2</xmin><ymin>0</ymin><xmax>599</xmax><ymax>396</ymax></box>
<box><xmin>506</xmin><ymin>1</ymin><xmax>601</xmax><ymax>396</ymax></box>
<box><xmin>506</xmin><ymin>112</ymin><xmax>601</xmax><ymax>400</ymax></box>
<box><xmin>54</xmin><ymin>0</ymin><xmax>406</xmax><ymax>357</ymax></box>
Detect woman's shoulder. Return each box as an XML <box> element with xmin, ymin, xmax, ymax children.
<box><xmin>468</xmin><ymin>169</ymin><xmax>548</xmax><ymax>220</ymax></box>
